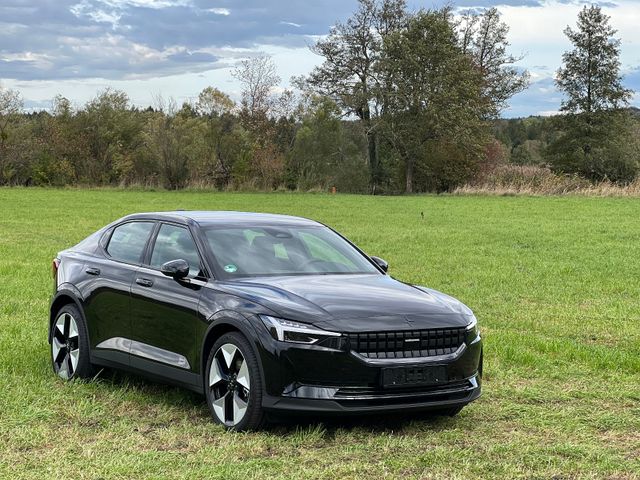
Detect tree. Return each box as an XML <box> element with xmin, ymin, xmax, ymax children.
<box><xmin>233</xmin><ymin>55</ymin><xmax>280</xmax><ymax>126</ymax></box>
<box><xmin>35</xmin><ymin>95</ymin><xmax>89</xmax><ymax>185</ymax></box>
<box><xmin>548</xmin><ymin>6</ymin><xmax>638</xmax><ymax>182</ymax></box>
<box><xmin>289</xmin><ymin>96</ymin><xmax>367</xmax><ymax>191</ymax></box>
<box><xmin>0</xmin><ymin>86</ymin><xmax>23</xmax><ymax>184</ymax></box>
<box><xmin>196</xmin><ymin>87</ymin><xmax>235</xmax><ymax>117</ymax></box>
<box><xmin>195</xmin><ymin>87</ymin><xmax>238</xmax><ymax>187</ymax></box>
<box><xmin>232</xmin><ymin>55</ymin><xmax>288</xmax><ymax>188</ymax></box>
<box><xmin>0</xmin><ymin>86</ymin><xmax>22</xmax><ymax>143</ymax></box>
<box><xmin>303</xmin><ymin>0</ymin><xmax>407</xmax><ymax>192</ymax></box>
<box><xmin>81</xmin><ymin>88</ymin><xmax>143</xmax><ymax>184</ymax></box>
<box><xmin>458</xmin><ymin>8</ymin><xmax>529</xmax><ymax>117</ymax></box>
<box><xmin>144</xmin><ymin>97</ymin><xmax>207</xmax><ymax>189</ymax></box>
<box><xmin>379</xmin><ymin>9</ymin><xmax>490</xmax><ymax>193</ymax></box>
<box><xmin>556</xmin><ymin>6</ymin><xmax>631</xmax><ymax>115</ymax></box>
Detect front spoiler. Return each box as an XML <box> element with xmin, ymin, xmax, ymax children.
<box><xmin>262</xmin><ymin>373</ymin><xmax>481</xmax><ymax>415</ymax></box>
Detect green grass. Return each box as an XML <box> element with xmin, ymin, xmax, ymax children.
<box><xmin>0</xmin><ymin>188</ymin><xmax>639</xmax><ymax>479</ymax></box>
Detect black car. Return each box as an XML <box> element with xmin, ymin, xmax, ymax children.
<box><xmin>50</xmin><ymin>211</ymin><xmax>482</xmax><ymax>430</ymax></box>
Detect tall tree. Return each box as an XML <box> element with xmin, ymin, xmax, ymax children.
<box><xmin>0</xmin><ymin>86</ymin><xmax>23</xmax><ymax>184</ymax></box>
<box><xmin>145</xmin><ymin>96</ymin><xmax>206</xmax><ymax>189</ymax></box>
<box><xmin>303</xmin><ymin>0</ymin><xmax>407</xmax><ymax>193</ymax></box>
<box><xmin>232</xmin><ymin>55</ymin><xmax>286</xmax><ymax>189</ymax></box>
<box><xmin>81</xmin><ymin>88</ymin><xmax>143</xmax><ymax>184</ymax></box>
<box><xmin>458</xmin><ymin>8</ymin><xmax>529</xmax><ymax>117</ymax></box>
<box><xmin>233</xmin><ymin>55</ymin><xmax>280</xmax><ymax>127</ymax></box>
<box><xmin>289</xmin><ymin>96</ymin><xmax>366</xmax><ymax>191</ymax></box>
<box><xmin>548</xmin><ymin>6</ymin><xmax>637</xmax><ymax>182</ymax></box>
<box><xmin>556</xmin><ymin>6</ymin><xmax>631</xmax><ymax>115</ymax></box>
<box><xmin>196</xmin><ymin>87</ymin><xmax>237</xmax><ymax>186</ymax></box>
<box><xmin>379</xmin><ymin>8</ymin><xmax>490</xmax><ymax>193</ymax></box>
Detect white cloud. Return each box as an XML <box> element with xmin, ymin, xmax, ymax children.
<box><xmin>70</xmin><ymin>1</ymin><xmax>122</xmax><ymax>27</ymax></box>
<box><xmin>7</xmin><ymin>0</ymin><xmax>640</xmax><ymax>117</ymax></box>
<box><xmin>103</xmin><ymin>0</ymin><xmax>192</xmax><ymax>8</ymax></box>
<box><xmin>498</xmin><ymin>0</ymin><xmax>640</xmax><ymax>74</ymax></box>
<box><xmin>70</xmin><ymin>0</ymin><xmax>193</xmax><ymax>28</ymax></box>
<box><xmin>207</xmin><ymin>7</ymin><xmax>230</xmax><ymax>16</ymax></box>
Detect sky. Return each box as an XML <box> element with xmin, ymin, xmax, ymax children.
<box><xmin>1</xmin><ymin>0</ymin><xmax>639</xmax><ymax>118</ymax></box>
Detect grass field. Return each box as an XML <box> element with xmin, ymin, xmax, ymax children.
<box><xmin>0</xmin><ymin>188</ymin><xmax>638</xmax><ymax>479</ymax></box>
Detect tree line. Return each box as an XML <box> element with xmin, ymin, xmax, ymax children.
<box><xmin>0</xmin><ymin>2</ymin><xmax>637</xmax><ymax>193</ymax></box>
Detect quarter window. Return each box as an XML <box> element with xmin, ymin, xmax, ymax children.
<box><xmin>150</xmin><ymin>224</ymin><xmax>202</xmax><ymax>277</ymax></box>
<box><xmin>107</xmin><ymin>222</ymin><xmax>155</xmax><ymax>264</ymax></box>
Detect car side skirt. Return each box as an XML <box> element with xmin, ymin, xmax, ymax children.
<box><xmin>91</xmin><ymin>343</ymin><xmax>204</xmax><ymax>394</ymax></box>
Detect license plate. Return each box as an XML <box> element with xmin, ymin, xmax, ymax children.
<box><xmin>381</xmin><ymin>365</ymin><xmax>447</xmax><ymax>388</ymax></box>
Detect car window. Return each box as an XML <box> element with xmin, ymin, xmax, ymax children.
<box><xmin>298</xmin><ymin>232</ymin><xmax>357</xmax><ymax>268</ymax></box>
<box><xmin>203</xmin><ymin>225</ymin><xmax>378</xmax><ymax>277</ymax></box>
<box><xmin>107</xmin><ymin>222</ymin><xmax>155</xmax><ymax>264</ymax></box>
<box><xmin>150</xmin><ymin>224</ymin><xmax>202</xmax><ymax>277</ymax></box>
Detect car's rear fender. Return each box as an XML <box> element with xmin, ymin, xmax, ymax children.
<box><xmin>49</xmin><ymin>285</ymin><xmax>85</xmax><ymax>343</ymax></box>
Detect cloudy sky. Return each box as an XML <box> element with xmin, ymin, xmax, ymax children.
<box><xmin>1</xmin><ymin>0</ymin><xmax>639</xmax><ymax>117</ymax></box>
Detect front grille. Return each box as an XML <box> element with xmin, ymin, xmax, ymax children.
<box><xmin>346</xmin><ymin>328</ymin><xmax>466</xmax><ymax>359</ymax></box>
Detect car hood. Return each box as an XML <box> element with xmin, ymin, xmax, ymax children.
<box><xmin>215</xmin><ymin>274</ymin><xmax>473</xmax><ymax>332</ymax></box>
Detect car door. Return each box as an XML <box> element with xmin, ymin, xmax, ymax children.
<box><xmin>129</xmin><ymin>222</ymin><xmax>206</xmax><ymax>381</ymax></box>
<box><xmin>83</xmin><ymin>220</ymin><xmax>156</xmax><ymax>365</ymax></box>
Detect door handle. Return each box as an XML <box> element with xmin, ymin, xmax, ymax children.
<box><xmin>135</xmin><ymin>278</ymin><xmax>154</xmax><ymax>287</ymax></box>
<box><xmin>85</xmin><ymin>267</ymin><xmax>101</xmax><ymax>276</ymax></box>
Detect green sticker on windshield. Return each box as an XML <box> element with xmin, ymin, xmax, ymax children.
<box><xmin>224</xmin><ymin>264</ymin><xmax>237</xmax><ymax>273</ymax></box>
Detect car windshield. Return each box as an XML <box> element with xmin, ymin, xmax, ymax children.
<box><xmin>203</xmin><ymin>225</ymin><xmax>380</xmax><ymax>277</ymax></box>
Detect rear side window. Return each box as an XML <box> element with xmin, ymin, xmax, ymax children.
<box><xmin>150</xmin><ymin>224</ymin><xmax>202</xmax><ymax>277</ymax></box>
<box><xmin>107</xmin><ymin>222</ymin><xmax>155</xmax><ymax>264</ymax></box>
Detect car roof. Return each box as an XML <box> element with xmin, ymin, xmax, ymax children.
<box><xmin>121</xmin><ymin>210</ymin><xmax>322</xmax><ymax>227</ymax></box>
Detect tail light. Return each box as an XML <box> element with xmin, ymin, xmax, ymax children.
<box><xmin>52</xmin><ymin>258</ymin><xmax>60</xmax><ymax>281</ymax></box>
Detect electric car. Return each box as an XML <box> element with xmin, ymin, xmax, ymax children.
<box><xmin>49</xmin><ymin>211</ymin><xmax>482</xmax><ymax>430</ymax></box>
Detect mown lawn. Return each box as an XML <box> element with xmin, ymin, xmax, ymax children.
<box><xmin>0</xmin><ymin>188</ymin><xmax>638</xmax><ymax>479</ymax></box>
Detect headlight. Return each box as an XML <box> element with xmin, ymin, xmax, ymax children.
<box><xmin>465</xmin><ymin>314</ymin><xmax>480</xmax><ymax>339</ymax></box>
<box><xmin>259</xmin><ymin>315</ymin><xmax>341</xmax><ymax>345</ymax></box>
<box><xmin>465</xmin><ymin>314</ymin><xmax>477</xmax><ymax>331</ymax></box>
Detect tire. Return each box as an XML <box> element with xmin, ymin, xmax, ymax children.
<box><xmin>51</xmin><ymin>304</ymin><xmax>94</xmax><ymax>380</ymax></box>
<box><xmin>204</xmin><ymin>332</ymin><xmax>265</xmax><ymax>431</ymax></box>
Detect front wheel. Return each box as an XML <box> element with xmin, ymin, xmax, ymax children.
<box><xmin>51</xmin><ymin>304</ymin><xmax>94</xmax><ymax>380</ymax></box>
<box><xmin>205</xmin><ymin>332</ymin><xmax>265</xmax><ymax>431</ymax></box>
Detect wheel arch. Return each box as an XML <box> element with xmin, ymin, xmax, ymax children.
<box><xmin>49</xmin><ymin>286</ymin><xmax>84</xmax><ymax>344</ymax></box>
<box><xmin>200</xmin><ymin>311</ymin><xmax>266</xmax><ymax>388</ymax></box>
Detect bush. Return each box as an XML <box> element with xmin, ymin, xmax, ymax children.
<box><xmin>546</xmin><ymin>112</ymin><xmax>640</xmax><ymax>184</ymax></box>
<box><xmin>456</xmin><ymin>164</ymin><xmax>640</xmax><ymax>196</ymax></box>
<box><xmin>32</xmin><ymin>153</ymin><xmax>76</xmax><ymax>186</ymax></box>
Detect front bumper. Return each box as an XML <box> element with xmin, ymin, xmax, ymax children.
<box><xmin>263</xmin><ymin>373</ymin><xmax>481</xmax><ymax>414</ymax></box>
<box><xmin>256</xmin><ymin>326</ymin><xmax>483</xmax><ymax>415</ymax></box>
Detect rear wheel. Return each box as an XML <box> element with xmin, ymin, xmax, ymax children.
<box><xmin>205</xmin><ymin>332</ymin><xmax>264</xmax><ymax>431</ymax></box>
<box><xmin>51</xmin><ymin>304</ymin><xmax>94</xmax><ymax>380</ymax></box>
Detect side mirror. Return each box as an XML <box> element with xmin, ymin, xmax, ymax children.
<box><xmin>370</xmin><ymin>256</ymin><xmax>388</xmax><ymax>273</ymax></box>
<box><xmin>160</xmin><ymin>259</ymin><xmax>190</xmax><ymax>279</ymax></box>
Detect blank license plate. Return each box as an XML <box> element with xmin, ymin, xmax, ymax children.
<box><xmin>381</xmin><ymin>366</ymin><xmax>447</xmax><ymax>388</ymax></box>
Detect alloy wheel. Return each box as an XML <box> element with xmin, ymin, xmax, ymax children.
<box><xmin>209</xmin><ymin>343</ymin><xmax>251</xmax><ymax>427</ymax></box>
<box><xmin>52</xmin><ymin>312</ymin><xmax>80</xmax><ymax>380</ymax></box>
